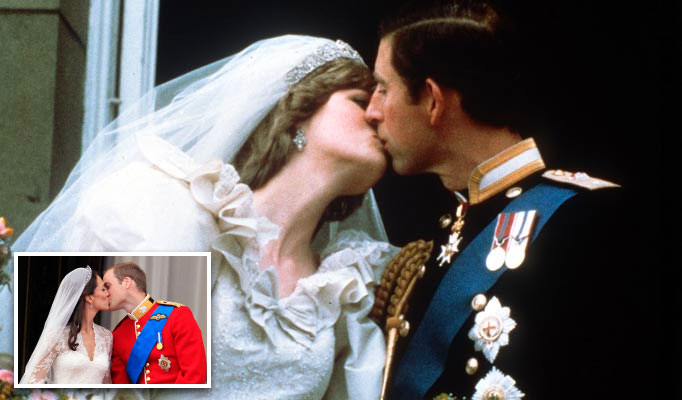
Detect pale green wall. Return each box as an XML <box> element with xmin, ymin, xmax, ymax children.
<box><xmin>0</xmin><ymin>0</ymin><xmax>89</xmax><ymax>237</ymax></box>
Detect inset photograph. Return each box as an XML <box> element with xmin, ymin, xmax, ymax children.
<box><xmin>14</xmin><ymin>252</ymin><xmax>210</xmax><ymax>389</ymax></box>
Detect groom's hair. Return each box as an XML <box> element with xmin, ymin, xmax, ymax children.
<box><xmin>379</xmin><ymin>0</ymin><xmax>525</xmax><ymax>131</ymax></box>
<box><xmin>109</xmin><ymin>262</ymin><xmax>147</xmax><ymax>293</ymax></box>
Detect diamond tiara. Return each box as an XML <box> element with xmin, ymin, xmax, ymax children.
<box><xmin>284</xmin><ymin>40</ymin><xmax>365</xmax><ymax>86</ymax></box>
<box><xmin>85</xmin><ymin>265</ymin><xmax>92</xmax><ymax>285</ymax></box>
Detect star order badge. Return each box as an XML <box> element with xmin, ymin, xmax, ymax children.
<box><xmin>473</xmin><ymin>367</ymin><xmax>525</xmax><ymax>400</ymax></box>
<box><xmin>468</xmin><ymin>296</ymin><xmax>516</xmax><ymax>363</ymax></box>
<box><xmin>158</xmin><ymin>354</ymin><xmax>171</xmax><ymax>372</ymax></box>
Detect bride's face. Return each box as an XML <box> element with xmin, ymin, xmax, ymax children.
<box><xmin>91</xmin><ymin>275</ymin><xmax>109</xmax><ymax>311</ymax></box>
<box><xmin>305</xmin><ymin>88</ymin><xmax>387</xmax><ymax>191</ymax></box>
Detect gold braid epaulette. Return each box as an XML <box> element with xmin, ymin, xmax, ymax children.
<box><xmin>156</xmin><ymin>300</ymin><xmax>184</xmax><ymax>307</ymax></box>
<box><xmin>371</xmin><ymin>239</ymin><xmax>434</xmax><ymax>400</ymax></box>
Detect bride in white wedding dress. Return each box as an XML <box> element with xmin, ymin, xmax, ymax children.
<box><xmin>14</xmin><ymin>36</ymin><xmax>396</xmax><ymax>398</ymax></box>
<box><xmin>20</xmin><ymin>267</ymin><xmax>112</xmax><ymax>384</ymax></box>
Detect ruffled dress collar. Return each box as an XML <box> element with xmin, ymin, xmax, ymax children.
<box><xmin>137</xmin><ymin>135</ymin><xmax>394</xmax><ymax>348</ymax></box>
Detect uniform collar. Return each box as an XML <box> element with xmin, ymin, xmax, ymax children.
<box><xmin>467</xmin><ymin>138</ymin><xmax>545</xmax><ymax>205</ymax></box>
<box><xmin>128</xmin><ymin>294</ymin><xmax>153</xmax><ymax>321</ymax></box>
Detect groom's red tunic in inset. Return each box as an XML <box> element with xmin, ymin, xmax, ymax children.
<box><xmin>111</xmin><ymin>297</ymin><xmax>207</xmax><ymax>384</ymax></box>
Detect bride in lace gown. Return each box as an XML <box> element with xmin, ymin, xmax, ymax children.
<box><xmin>14</xmin><ymin>36</ymin><xmax>396</xmax><ymax>398</ymax></box>
<box><xmin>20</xmin><ymin>267</ymin><xmax>113</xmax><ymax>384</ymax></box>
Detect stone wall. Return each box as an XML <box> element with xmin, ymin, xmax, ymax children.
<box><xmin>0</xmin><ymin>0</ymin><xmax>89</xmax><ymax>236</ymax></box>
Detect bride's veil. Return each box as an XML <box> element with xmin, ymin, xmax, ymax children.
<box><xmin>6</xmin><ymin>35</ymin><xmax>389</xmax><ymax>360</ymax></box>
<box><xmin>20</xmin><ymin>266</ymin><xmax>92</xmax><ymax>384</ymax></box>
<box><xmin>13</xmin><ymin>35</ymin><xmax>387</xmax><ymax>254</ymax></box>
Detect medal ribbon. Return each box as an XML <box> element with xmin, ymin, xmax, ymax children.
<box><xmin>509</xmin><ymin>210</ymin><xmax>535</xmax><ymax>243</ymax></box>
<box><xmin>508</xmin><ymin>211</ymin><xmax>524</xmax><ymax>242</ymax></box>
<box><xmin>491</xmin><ymin>213</ymin><xmax>514</xmax><ymax>251</ymax></box>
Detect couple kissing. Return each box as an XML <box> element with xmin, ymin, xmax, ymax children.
<box><xmin>20</xmin><ymin>262</ymin><xmax>207</xmax><ymax>385</ymax></box>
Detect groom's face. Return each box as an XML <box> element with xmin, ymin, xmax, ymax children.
<box><xmin>103</xmin><ymin>269</ymin><xmax>125</xmax><ymax>310</ymax></box>
<box><xmin>366</xmin><ymin>37</ymin><xmax>438</xmax><ymax>175</ymax></box>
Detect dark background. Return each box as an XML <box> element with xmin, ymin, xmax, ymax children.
<box><xmin>156</xmin><ymin>0</ymin><xmax>678</xmax><ymax>387</ymax></box>
<box><xmin>17</xmin><ymin>255</ymin><xmax>107</xmax><ymax>379</ymax></box>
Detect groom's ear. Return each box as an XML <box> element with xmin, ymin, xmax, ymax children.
<box><xmin>424</xmin><ymin>78</ymin><xmax>445</xmax><ymax>126</ymax></box>
<box><xmin>123</xmin><ymin>276</ymin><xmax>132</xmax><ymax>289</ymax></box>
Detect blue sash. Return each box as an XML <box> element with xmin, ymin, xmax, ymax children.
<box><xmin>126</xmin><ymin>304</ymin><xmax>174</xmax><ymax>383</ymax></box>
<box><xmin>390</xmin><ymin>183</ymin><xmax>577</xmax><ymax>399</ymax></box>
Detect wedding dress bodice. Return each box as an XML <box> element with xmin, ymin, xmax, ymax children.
<box><xmin>24</xmin><ymin>323</ymin><xmax>112</xmax><ymax>384</ymax></box>
<box><xmin>72</xmin><ymin>137</ymin><xmax>397</xmax><ymax>399</ymax></box>
<box><xmin>210</xmin><ymin>228</ymin><xmax>394</xmax><ymax>400</ymax></box>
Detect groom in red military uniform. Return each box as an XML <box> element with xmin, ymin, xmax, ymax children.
<box><xmin>104</xmin><ymin>261</ymin><xmax>207</xmax><ymax>384</ymax></box>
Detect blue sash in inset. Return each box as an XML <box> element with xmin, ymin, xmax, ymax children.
<box><xmin>390</xmin><ymin>183</ymin><xmax>577</xmax><ymax>399</ymax></box>
<box><xmin>126</xmin><ymin>304</ymin><xmax>174</xmax><ymax>383</ymax></box>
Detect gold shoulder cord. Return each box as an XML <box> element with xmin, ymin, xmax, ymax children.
<box><xmin>371</xmin><ymin>239</ymin><xmax>434</xmax><ymax>400</ymax></box>
<box><xmin>156</xmin><ymin>300</ymin><xmax>185</xmax><ymax>307</ymax></box>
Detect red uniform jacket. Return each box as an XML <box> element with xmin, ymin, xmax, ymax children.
<box><xmin>111</xmin><ymin>300</ymin><xmax>207</xmax><ymax>384</ymax></box>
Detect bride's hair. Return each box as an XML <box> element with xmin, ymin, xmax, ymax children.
<box><xmin>67</xmin><ymin>272</ymin><xmax>98</xmax><ymax>351</ymax></box>
<box><xmin>233</xmin><ymin>57</ymin><xmax>374</xmax><ymax>224</ymax></box>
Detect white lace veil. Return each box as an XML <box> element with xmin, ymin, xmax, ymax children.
<box><xmin>13</xmin><ymin>34</ymin><xmax>387</xmax><ymax>252</ymax></box>
<box><xmin>20</xmin><ymin>266</ymin><xmax>92</xmax><ymax>384</ymax></box>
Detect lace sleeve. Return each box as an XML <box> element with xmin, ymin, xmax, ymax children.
<box><xmin>99</xmin><ymin>325</ymin><xmax>113</xmax><ymax>384</ymax></box>
<box><xmin>21</xmin><ymin>329</ymin><xmax>67</xmax><ymax>384</ymax></box>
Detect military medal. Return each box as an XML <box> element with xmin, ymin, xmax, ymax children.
<box><xmin>505</xmin><ymin>246</ymin><xmax>524</xmax><ymax>270</ymax></box>
<box><xmin>486</xmin><ymin>247</ymin><xmax>506</xmax><ymax>272</ymax></box>
<box><xmin>156</xmin><ymin>332</ymin><xmax>163</xmax><ymax>350</ymax></box>
<box><xmin>505</xmin><ymin>210</ymin><xmax>537</xmax><ymax>269</ymax></box>
<box><xmin>486</xmin><ymin>213</ymin><xmax>513</xmax><ymax>271</ymax></box>
<box><xmin>437</xmin><ymin>192</ymin><xmax>469</xmax><ymax>267</ymax></box>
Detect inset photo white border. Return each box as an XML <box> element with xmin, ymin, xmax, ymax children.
<box><xmin>14</xmin><ymin>252</ymin><xmax>211</xmax><ymax>389</ymax></box>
